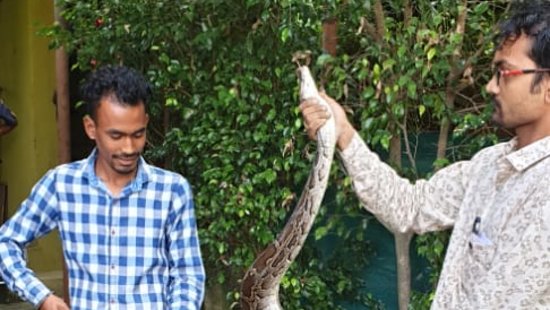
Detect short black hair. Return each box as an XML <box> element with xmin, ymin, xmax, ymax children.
<box><xmin>497</xmin><ymin>1</ymin><xmax>550</xmax><ymax>76</ymax></box>
<box><xmin>80</xmin><ymin>65</ymin><xmax>152</xmax><ymax>120</ymax></box>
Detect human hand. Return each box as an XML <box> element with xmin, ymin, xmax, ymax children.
<box><xmin>39</xmin><ymin>294</ymin><xmax>70</xmax><ymax>310</ymax></box>
<box><xmin>299</xmin><ymin>92</ymin><xmax>355</xmax><ymax>150</ymax></box>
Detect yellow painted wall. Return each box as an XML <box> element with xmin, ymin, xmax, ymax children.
<box><xmin>0</xmin><ymin>0</ymin><xmax>62</xmax><ymax>273</ymax></box>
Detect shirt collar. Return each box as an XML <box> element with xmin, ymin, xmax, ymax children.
<box><xmin>82</xmin><ymin>148</ymin><xmax>150</xmax><ymax>190</ymax></box>
<box><xmin>504</xmin><ymin>136</ymin><xmax>550</xmax><ymax>172</ymax></box>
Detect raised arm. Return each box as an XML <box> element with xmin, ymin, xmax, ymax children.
<box><xmin>301</xmin><ymin>94</ymin><xmax>471</xmax><ymax>234</ymax></box>
<box><xmin>339</xmin><ymin>133</ymin><xmax>471</xmax><ymax>234</ymax></box>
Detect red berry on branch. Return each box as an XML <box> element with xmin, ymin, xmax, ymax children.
<box><xmin>95</xmin><ymin>18</ymin><xmax>104</xmax><ymax>28</ymax></box>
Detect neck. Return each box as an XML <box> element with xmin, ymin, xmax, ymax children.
<box><xmin>515</xmin><ymin>125</ymin><xmax>550</xmax><ymax>149</ymax></box>
<box><xmin>94</xmin><ymin>160</ymin><xmax>137</xmax><ymax>196</ymax></box>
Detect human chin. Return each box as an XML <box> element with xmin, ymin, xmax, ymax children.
<box><xmin>491</xmin><ymin>111</ymin><xmax>503</xmax><ymax>127</ymax></box>
<box><xmin>112</xmin><ymin>158</ymin><xmax>138</xmax><ymax>175</ymax></box>
<box><xmin>490</xmin><ymin>100</ymin><xmax>504</xmax><ymax>126</ymax></box>
<box><xmin>113</xmin><ymin>163</ymin><xmax>137</xmax><ymax>175</ymax></box>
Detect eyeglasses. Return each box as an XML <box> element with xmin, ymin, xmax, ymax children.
<box><xmin>494</xmin><ymin>68</ymin><xmax>550</xmax><ymax>86</ymax></box>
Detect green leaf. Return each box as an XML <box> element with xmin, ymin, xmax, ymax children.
<box><xmin>382</xmin><ymin>58</ymin><xmax>396</xmax><ymax>71</ymax></box>
<box><xmin>280</xmin><ymin>27</ymin><xmax>291</xmax><ymax>43</ymax></box>
<box><xmin>427</xmin><ymin>47</ymin><xmax>437</xmax><ymax>61</ymax></box>
<box><xmin>165</xmin><ymin>97</ymin><xmax>179</xmax><ymax>107</ymax></box>
<box><xmin>418</xmin><ymin>104</ymin><xmax>426</xmax><ymax>117</ymax></box>
<box><xmin>316</xmin><ymin>54</ymin><xmax>333</xmax><ymax>66</ymax></box>
<box><xmin>314</xmin><ymin>226</ymin><xmax>328</xmax><ymax>240</ymax></box>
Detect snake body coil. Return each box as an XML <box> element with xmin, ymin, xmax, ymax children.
<box><xmin>240</xmin><ymin>66</ymin><xmax>336</xmax><ymax>309</ymax></box>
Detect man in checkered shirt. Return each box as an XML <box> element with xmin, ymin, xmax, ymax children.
<box><xmin>0</xmin><ymin>65</ymin><xmax>205</xmax><ymax>309</ymax></box>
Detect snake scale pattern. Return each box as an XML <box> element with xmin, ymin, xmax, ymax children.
<box><xmin>240</xmin><ymin>65</ymin><xmax>336</xmax><ymax>309</ymax></box>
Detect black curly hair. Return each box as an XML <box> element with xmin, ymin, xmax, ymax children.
<box><xmin>497</xmin><ymin>1</ymin><xmax>550</xmax><ymax>87</ymax></box>
<box><xmin>80</xmin><ymin>65</ymin><xmax>152</xmax><ymax>121</ymax></box>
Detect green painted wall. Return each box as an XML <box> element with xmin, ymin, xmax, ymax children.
<box><xmin>0</xmin><ymin>0</ymin><xmax>62</xmax><ymax>273</ymax></box>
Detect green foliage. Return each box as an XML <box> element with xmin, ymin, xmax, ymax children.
<box><xmin>41</xmin><ymin>0</ymin><xmax>509</xmax><ymax>308</ymax></box>
<box><xmin>44</xmin><ymin>0</ymin><xmax>377</xmax><ymax>308</ymax></box>
<box><xmin>315</xmin><ymin>1</ymin><xmax>507</xmax><ymax>305</ymax></box>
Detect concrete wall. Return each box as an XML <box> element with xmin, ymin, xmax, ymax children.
<box><xmin>0</xmin><ymin>0</ymin><xmax>62</xmax><ymax>275</ymax></box>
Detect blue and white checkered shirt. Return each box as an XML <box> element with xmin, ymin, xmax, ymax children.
<box><xmin>0</xmin><ymin>149</ymin><xmax>205</xmax><ymax>309</ymax></box>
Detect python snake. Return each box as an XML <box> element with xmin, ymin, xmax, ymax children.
<box><xmin>240</xmin><ymin>65</ymin><xmax>336</xmax><ymax>309</ymax></box>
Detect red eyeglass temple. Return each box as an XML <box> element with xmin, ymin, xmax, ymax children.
<box><xmin>502</xmin><ymin>68</ymin><xmax>550</xmax><ymax>77</ymax></box>
<box><xmin>502</xmin><ymin>69</ymin><xmax>528</xmax><ymax>76</ymax></box>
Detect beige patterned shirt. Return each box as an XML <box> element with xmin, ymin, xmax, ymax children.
<box><xmin>339</xmin><ymin>133</ymin><xmax>550</xmax><ymax>310</ymax></box>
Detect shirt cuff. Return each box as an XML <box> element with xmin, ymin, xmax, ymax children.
<box><xmin>29</xmin><ymin>284</ymin><xmax>52</xmax><ymax>308</ymax></box>
<box><xmin>338</xmin><ymin>132</ymin><xmax>364</xmax><ymax>161</ymax></box>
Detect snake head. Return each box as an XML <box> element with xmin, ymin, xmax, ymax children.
<box><xmin>292</xmin><ymin>50</ymin><xmax>312</xmax><ymax>67</ymax></box>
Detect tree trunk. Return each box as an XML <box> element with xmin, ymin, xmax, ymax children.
<box><xmin>390</xmin><ymin>132</ymin><xmax>412</xmax><ymax>310</ymax></box>
<box><xmin>395</xmin><ymin>232</ymin><xmax>413</xmax><ymax>310</ymax></box>
<box><xmin>437</xmin><ymin>0</ymin><xmax>468</xmax><ymax>162</ymax></box>
<box><xmin>393</xmin><ymin>2</ymin><xmax>414</xmax><ymax>308</ymax></box>
<box><xmin>54</xmin><ymin>4</ymin><xmax>71</xmax><ymax>306</ymax></box>
<box><xmin>54</xmin><ymin>9</ymin><xmax>71</xmax><ymax>165</ymax></box>
<box><xmin>322</xmin><ymin>18</ymin><xmax>338</xmax><ymax>57</ymax></box>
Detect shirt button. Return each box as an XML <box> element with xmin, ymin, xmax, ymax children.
<box><xmin>111</xmin><ymin>265</ymin><xmax>115</xmax><ymax>270</ymax></box>
<box><xmin>111</xmin><ymin>229</ymin><xmax>116</xmax><ymax>236</ymax></box>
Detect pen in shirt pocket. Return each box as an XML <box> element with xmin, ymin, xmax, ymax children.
<box><xmin>470</xmin><ymin>216</ymin><xmax>493</xmax><ymax>247</ymax></box>
<box><xmin>472</xmin><ymin>216</ymin><xmax>481</xmax><ymax>235</ymax></box>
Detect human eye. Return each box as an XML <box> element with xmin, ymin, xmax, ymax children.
<box><xmin>133</xmin><ymin>132</ymin><xmax>144</xmax><ymax>138</ymax></box>
<box><xmin>499</xmin><ymin>68</ymin><xmax>513</xmax><ymax>77</ymax></box>
<box><xmin>501</xmin><ymin>68</ymin><xmax>523</xmax><ymax>77</ymax></box>
<box><xmin>491</xmin><ymin>67</ymin><xmax>502</xmax><ymax>84</ymax></box>
<box><xmin>132</xmin><ymin>129</ymin><xmax>146</xmax><ymax>138</ymax></box>
<box><xmin>109</xmin><ymin>132</ymin><xmax>123</xmax><ymax>140</ymax></box>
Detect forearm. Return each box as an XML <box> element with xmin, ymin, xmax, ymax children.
<box><xmin>0</xmin><ymin>170</ymin><xmax>59</xmax><ymax>307</ymax></box>
<box><xmin>0</xmin><ymin>239</ymin><xmax>51</xmax><ymax>306</ymax></box>
<box><xmin>167</xmin><ymin>181</ymin><xmax>205</xmax><ymax>309</ymax></box>
<box><xmin>168</xmin><ymin>270</ymin><xmax>205</xmax><ymax>310</ymax></box>
<box><xmin>336</xmin><ymin>123</ymin><xmax>356</xmax><ymax>151</ymax></box>
<box><xmin>168</xmin><ymin>234</ymin><xmax>205</xmax><ymax>309</ymax></box>
<box><xmin>338</xmin><ymin>133</ymin><xmax>461</xmax><ymax>234</ymax></box>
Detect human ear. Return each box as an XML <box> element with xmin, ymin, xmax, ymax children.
<box><xmin>83</xmin><ymin>115</ymin><xmax>97</xmax><ymax>140</ymax></box>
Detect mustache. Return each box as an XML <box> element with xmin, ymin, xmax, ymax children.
<box><xmin>491</xmin><ymin>97</ymin><xmax>501</xmax><ymax>109</ymax></box>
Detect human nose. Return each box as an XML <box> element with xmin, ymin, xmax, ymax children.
<box><xmin>485</xmin><ymin>73</ymin><xmax>499</xmax><ymax>96</ymax></box>
<box><xmin>121</xmin><ymin>136</ymin><xmax>136</xmax><ymax>154</ymax></box>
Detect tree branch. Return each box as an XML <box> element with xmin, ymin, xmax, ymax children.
<box><xmin>437</xmin><ymin>0</ymin><xmax>468</xmax><ymax>161</ymax></box>
<box><xmin>403</xmin><ymin>0</ymin><xmax>412</xmax><ymax>27</ymax></box>
<box><xmin>373</xmin><ymin>0</ymin><xmax>385</xmax><ymax>42</ymax></box>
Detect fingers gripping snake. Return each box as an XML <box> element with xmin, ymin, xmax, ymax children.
<box><xmin>240</xmin><ymin>66</ymin><xmax>336</xmax><ymax>309</ymax></box>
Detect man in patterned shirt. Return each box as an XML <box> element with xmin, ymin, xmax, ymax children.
<box><xmin>0</xmin><ymin>65</ymin><xmax>205</xmax><ymax>309</ymax></box>
<box><xmin>301</xmin><ymin>2</ymin><xmax>550</xmax><ymax>309</ymax></box>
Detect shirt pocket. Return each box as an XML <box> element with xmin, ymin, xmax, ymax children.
<box><xmin>467</xmin><ymin>231</ymin><xmax>496</xmax><ymax>272</ymax></box>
